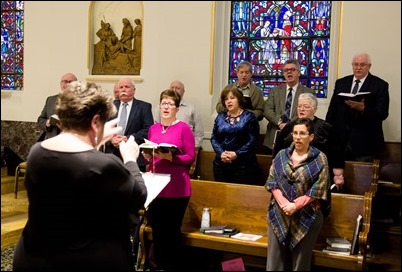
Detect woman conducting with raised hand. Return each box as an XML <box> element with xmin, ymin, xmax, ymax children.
<box><xmin>13</xmin><ymin>81</ymin><xmax>147</xmax><ymax>271</ymax></box>
<box><xmin>211</xmin><ymin>87</ymin><xmax>260</xmax><ymax>184</ymax></box>
<box><xmin>141</xmin><ymin>89</ymin><xmax>195</xmax><ymax>271</ymax></box>
<box><xmin>265</xmin><ymin>117</ymin><xmax>330</xmax><ymax>271</ymax></box>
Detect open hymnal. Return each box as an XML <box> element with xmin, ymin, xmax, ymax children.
<box><xmin>337</xmin><ymin>92</ymin><xmax>370</xmax><ymax>101</ymax></box>
<box><xmin>139</xmin><ymin>139</ymin><xmax>181</xmax><ymax>155</ymax></box>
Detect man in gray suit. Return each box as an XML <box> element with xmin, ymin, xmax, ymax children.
<box><xmin>37</xmin><ymin>73</ymin><xmax>77</xmax><ymax>140</ymax></box>
<box><xmin>263</xmin><ymin>60</ymin><xmax>315</xmax><ymax>154</ymax></box>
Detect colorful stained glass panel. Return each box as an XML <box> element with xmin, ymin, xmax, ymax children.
<box><xmin>229</xmin><ymin>1</ymin><xmax>331</xmax><ymax>98</ymax></box>
<box><xmin>1</xmin><ymin>1</ymin><xmax>24</xmax><ymax>90</ymax></box>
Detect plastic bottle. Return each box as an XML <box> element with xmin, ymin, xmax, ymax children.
<box><xmin>200</xmin><ymin>207</ymin><xmax>211</xmax><ymax>230</ymax></box>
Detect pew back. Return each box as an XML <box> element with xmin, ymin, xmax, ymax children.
<box><xmin>378</xmin><ymin>141</ymin><xmax>401</xmax><ymax>184</ymax></box>
<box><xmin>182</xmin><ymin>180</ymin><xmax>271</xmax><ymax>236</ymax></box>
<box><xmin>313</xmin><ymin>191</ymin><xmax>373</xmax><ymax>270</ymax></box>
<box><xmin>342</xmin><ymin>160</ymin><xmax>379</xmax><ymax>195</ymax></box>
<box><xmin>196</xmin><ymin>150</ymin><xmax>272</xmax><ymax>185</ymax></box>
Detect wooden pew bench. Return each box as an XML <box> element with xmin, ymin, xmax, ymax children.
<box><xmin>137</xmin><ymin>180</ymin><xmax>271</xmax><ymax>270</ymax></box>
<box><xmin>137</xmin><ymin>180</ymin><xmax>373</xmax><ymax>271</ymax></box>
<box><xmin>312</xmin><ymin>191</ymin><xmax>374</xmax><ymax>271</ymax></box>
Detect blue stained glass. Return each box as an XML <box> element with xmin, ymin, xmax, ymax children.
<box><xmin>231</xmin><ymin>2</ymin><xmax>250</xmax><ymax>38</ymax></box>
<box><xmin>2</xmin><ymin>1</ymin><xmax>16</xmax><ymax>10</ymax></box>
<box><xmin>230</xmin><ymin>1</ymin><xmax>331</xmax><ymax>98</ymax></box>
<box><xmin>1</xmin><ymin>1</ymin><xmax>24</xmax><ymax>90</ymax></box>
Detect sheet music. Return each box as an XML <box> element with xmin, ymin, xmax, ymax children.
<box><xmin>141</xmin><ymin>172</ymin><xmax>171</xmax><ymax>208</ymax></box>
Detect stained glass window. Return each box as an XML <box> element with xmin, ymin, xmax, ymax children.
<box><xmin>1</xmin><ymin>1</ymin><xmax>24</xmax><ymax>91</ymax></box>
<box><xmin>230</xmin><ymin>1</ymin><xmax>331</xmax><ymax>98</ymax></box>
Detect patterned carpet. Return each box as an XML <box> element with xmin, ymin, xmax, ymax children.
<box><xmin>1</xmin><ymin>246</ymin><xmax>14</xmax><ymax>271</ymax></box>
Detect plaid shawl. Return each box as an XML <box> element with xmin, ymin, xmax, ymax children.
<box><xmin>265</xmin><ymin>143</ymin><xmax>329</xmax><ymax>249</ymax></box>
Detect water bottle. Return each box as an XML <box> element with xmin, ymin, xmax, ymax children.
<box><xmin>200</xmin><ymin>207</ymin><xmax>211</xmax><ymax>230</ymax></box>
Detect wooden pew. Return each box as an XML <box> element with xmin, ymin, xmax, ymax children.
<box><xmin>378</xmin><ymin>141</ymin><xmax>401</xmax><ymax>194</ymax></box>
<box><xmin>195</xmin><ymin>150</ymin><xmax>273</xmax><ymax>185</ymax></box>
<box><xmin>137</xmin><ymin>180</ymin><xmax>271</xmax><ymax>270</ymax></box>
<box><xmin>341</xmin><ymin>160</ymin><xmax>379</xmax><ymax>196</ymax></box>
<box><xmin>195</xmin><ymin>150</ymin><xmax>378</xmax><ymax>192</ymax></box>
<box><xmin>312</xmin><ymin>191</ymin><xmax>374</xmax><ymax>271</ymax></box>
<box><xmin>138</xmin><ymin>180</ymin><xmax>373</xmax><ymax>271</ymax></box>
<box><xmin>374</xmin><ymin>142</ymin><xmax>401</xmax><ymax>229</ymax></box>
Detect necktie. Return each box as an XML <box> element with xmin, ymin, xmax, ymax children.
<box><xmin>119</xmin><ymin>102</ymin><xmax>128</xmax><ymax>135</ymax></box>
<box><xmin>352</xmin><ymin>79</ymin><xmax>360</xmax><ymax>94</ymax></box>
<box><xmin>284</xmin><ymin>88</ymin><xmax>293</xmax><ymax>122</ymax></box>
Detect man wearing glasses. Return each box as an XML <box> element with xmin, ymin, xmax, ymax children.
<box><xmin>262</xmin><ymin>59</ymin><xmax>315</xmax><ymax>155</ymax></box>
<box><xmin>37</xmin><ymin>72</ymin><xmax>77</xmax><ymax>140</ymax></box>
<box><xmin>326</xmin><ymin>53</ymin><xmax>389</xmax><ymax>162</ymax></box>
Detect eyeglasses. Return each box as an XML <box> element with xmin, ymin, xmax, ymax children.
<box><xmin>352</xmin><ymin>63</ymin><xmax>368</xmax><ymax>68</ymax></box>
<box><xmin>60</xmin><ymin>80</ymin><xmax>73</xmax><ymax>84</ymax></box>
<box><xmin>283</xmin><ymin>68</ymin><xmax>298</xmax><ymax>73</ymax></box>
<box><xmin>292</xmin><ymin>132</ymin><xmax>310</xmax><ymax>137</ymax></box>
<box><xmin>297</xmin><ymin>105</ymin><xmax>313</xmax><ymax>110</ymax></box>
<box><xmin>160</xmin><ymin>102</ymin><xmax>176</xmax><ymax>108</ymax></box>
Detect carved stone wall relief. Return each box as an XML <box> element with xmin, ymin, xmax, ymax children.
<box><xmin>90</xmin><ymin>1</ymin><xmax>143</xmax><ymax>75</ymax></box>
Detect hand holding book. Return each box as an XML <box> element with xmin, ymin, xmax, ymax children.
<box><xmin>338</xmin><ymin>91</ymin><xmax>370</xmax><ymax>102</ymax></box>
<box><xmin>140</xmin><ymin>139</ymin><xmax>182</xmax><ymax>155</ymax></box>
<box><xmin>49</xmin><ymin>114</ymin><xmax>60</xmax><ymax>127</ymax></box>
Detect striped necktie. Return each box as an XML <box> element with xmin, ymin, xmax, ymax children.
<box><xmin>284</xmin><ymin>88</ymin><xmax>293</xmax><ymax>121</ymax></box>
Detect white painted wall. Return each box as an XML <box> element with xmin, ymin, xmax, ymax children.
<box><xmin>1</xmin><ymin>1</ymin><xmax>400</xmax><ymax>150</ymax></box>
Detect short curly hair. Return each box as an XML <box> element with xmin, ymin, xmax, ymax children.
<box><xmin>220</xmin><ymin>87</ymin><xmax>246</xmax><ymax>109</ymax></box>
<box><xmin>56</xmin><ymin>81</ymin><xmax>116</xmax><ymax>131</ymax></box>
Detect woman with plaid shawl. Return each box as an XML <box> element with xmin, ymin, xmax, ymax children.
<box><xmin>265</xmin><ymin>118</ymin><xmax>330</xmax><ymax>271</ymax></box>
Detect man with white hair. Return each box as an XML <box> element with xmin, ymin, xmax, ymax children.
<box><xmin>326</xmin><ymin>52</ymin><xmax>389</xmax><ymax>162</ymax></box>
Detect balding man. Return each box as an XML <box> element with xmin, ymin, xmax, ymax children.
<box><xmin>37</xmin><ymin>72</ymin><xmax>77</xmax><ymax>140</ymax></box>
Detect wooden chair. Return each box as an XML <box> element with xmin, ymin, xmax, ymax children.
<box><xmin>14</xmin><ymin>161</ymin><xmax>26</xmax><ymax>199</ymax></box>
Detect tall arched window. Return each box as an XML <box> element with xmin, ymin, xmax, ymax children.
<box><xmin>229</xmin><ymin>1</ymin><xmax>331</xmax><ymax>98</ymax></box>
<box><xmin>1</xmin><ymin>1</ymin><xmax>24</xmax><ymax>91</ymax></box>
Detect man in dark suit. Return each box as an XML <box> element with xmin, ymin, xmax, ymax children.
<box><xmin>104</xmin><ymin>78</ymin><xmax>154</xmax><ymax>172</ymax></box>
<box><xmin>104</xmin><ymin>78</ymin><xmax>153</xmax><ymax>265</ymax></box>
<box><xmin>325</xmin><ymin>53</ymin><xmax>389</xmax><ymax>162</ymax></box>
<box><xmin>37</xmin><ymin>73</ymin><xmax>77</xmax><ymax>140</ymax></box>
<box><xmin>263</xmin><ymin>59</ymin><xmax>315</xmax><ymax>154</ymax></box>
